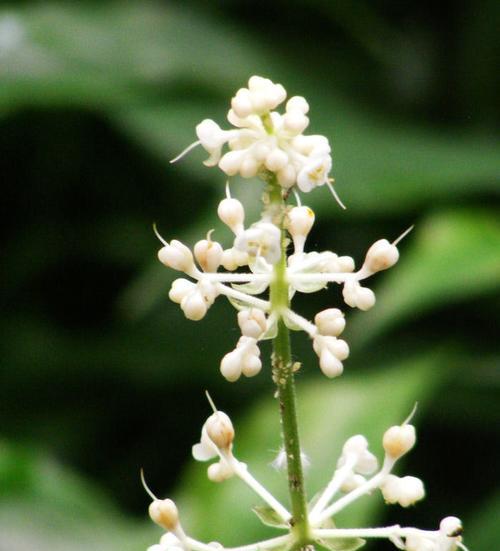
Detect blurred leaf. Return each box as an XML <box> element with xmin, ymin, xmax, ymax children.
<box><xmin>349</xmin><ymin>209</ymin><xmax>500</xmax><ymax>347</ymax></box>
<box><xmin>176</xmin><ymin>353</ymin><xmax>443</xmax><ymax>545</ymax></box>
<box><xmin>465</xmin><ymin>491</ymin><xmax>500</xmax><ymax>551</ymax></box>
<box><xmin>0</xmin><ymin>441</ymin><xmax>157</xmax><ymax>551</ymax></box>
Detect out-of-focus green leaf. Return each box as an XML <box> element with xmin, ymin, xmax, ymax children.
<box><xmin>349</xmin><ymin>209</ymin><xmax>500</xmax><ymax>347</ymax></box>
<box><xmin>176</xmin><ymin>354</ymin><xmax>443</xmax><ymax>545</ymax></box>
<box><xmin>0</xmin><ymin>441</ymin><xmax>157</xmax><ymax>551</ymax></box>
<box><xmin>465</xmin><ymin>491</ymin><xmax>500</xmax><ymax>551</ymax></box>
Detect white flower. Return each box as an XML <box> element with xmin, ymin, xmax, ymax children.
<box><xmin>234</xmin><ymin>221</ymin><xmax>281</xmax><ymax>265</ymax></box>
<box><xmin>173</xmin><ymin>76</ymin><xmax>333</xmax><ymax>193</ymax></box>
<box><xmin>296</xmin><ymin>154</ymin><xmax>332</xmax><ymax>192</ymax></box>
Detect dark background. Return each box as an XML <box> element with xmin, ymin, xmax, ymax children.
<box><xmin>0</xmin><ymin>1</ymin><xmax>498</xmax><ymax>550</ymax></box>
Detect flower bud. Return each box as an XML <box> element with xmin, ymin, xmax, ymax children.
<box><xmin>149</xmin><ymin>498</ymin><xmax>179</xmax><ymax>531</ymax></box>
<box><xmin>319</xmin><ymin>349</ymin><xmax>343</xmax><ymax>378</ymax></box>
<box><xmin>383</xmin><ymin>424</ymin><xmax>416</xmax><ymax>459</ymax></box>
<box><xmin>239</xmin><ymin>156</ymin><xmax>259</xmax><ymax>178</ymax></box>
<box><xmin>207</xmin><ymin>461</ymin><xmax>234</xmax><ymax>483</ymax></box>
<box><xmin>217</xmin><ymin>198</ymin><xmax>245</xmax><ymax>234</ymax></box>
<box><xmin>277</xmin><ymin>164</ymin><xmax>296</xmax><ymax>188</ymax></box>
<box><xmin>205</xmin><ymin>411</ymin><xmax>235</xmax><ymax>449</ymax></box>
<box><xmin>169</xmin><ymin>278</ymin><xmax>195</xmax><ymax>304</ymax></box>
<box><xmin>314</xmin><ymin>308</ymin><xmax>345</xmax><ymax>336</ymax></box>
<box><xmin>440</xmin><ymin>517</ymin><xmax>462</xmax><ymax>538</ymax></box>
<box><xmin>364</xmin><ymin>239</ymin><xmax>399</xmax><ymax>273</ymax></box>
<box><xmin>398</xmin><ymin>476</ymin><xmax>425</xmax><ymax>507</ymax></box>
<box><xmin>338</xmin><ymin>256</ymin><xmax>355</xmax><ymax>272</ymax></box>
<box><xmin>340</xmin><ymin>473</ymin><xmax>366</xmax><ymax>493</ymax></box>
<box><xmin>343</xmin><ymin>281</ymin><xmax>376</xmax><ymax>311</ymax></box>
<box><xmin>241</xmin><ymin>353</ymin><xmax>262</xmax><ymax>377</ymax></box>
<box><xmin>286</xmin><ymin>96</ymin><xmax>309</xmax><ymax>114</ymax></box>
<box><xmin>283</xmin><ymin>111</ymin><xmax>309</xmax><ymax>134</ymax></box>
<box><xmin>381</xmin><ymin>475</ymin><xmax>425</xmax><ymax>507</ymax></box>
<box><xmin>219</xmin><ymin>150</ymin><xmax>245</xmax><ymax>176</ymax></box>
<box><xmin>194</xmin><ymin>239</ymin><xmax>223</xmax><ymax>272</ymax></box>
<box><xmin>324</xmin><ymin>336</ymin><xmax>350</xmax><ymax>361</ymax></box>
<box><xmin>356</xmin><ymin>286</ymin><xmax>376</xmax><ymax>310</ymax></box>
<box><xmin>158</xmin><ymin>240</ymin><xmax>195</xmax><ymax>273</ymax></box>
<box><xmin>237</xmin><ymin>309</ymin><xmax>267</xmax><ymax>339</ymax></box>
<box><xmin>220</xmin><ymin>349</ymin><xmax>243</xmax><ymax>382</ymax></box>
<box><xmin>231</xmin><ymin>88</ymin><xmax>253</xmax><ymax>118</ymax></box>
<box><xmin>264</xmin><ymin>148</ymin><xmax>288</xmax><ymax>171</ymax></box>
<box><xmin>287</xmin><ymin>206</ymin><xmax>315</xmax><ymax>252</ymax></box>
<box><xmin>180</xmin><ymin>291</ymin><xmax>207</xmax><ymax>321</ymax></box>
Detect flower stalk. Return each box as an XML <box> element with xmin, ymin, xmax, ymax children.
<box><xmin>268</xmin><ymin>179</ymin><xmax>310</xmax><ymax>545</ymax></box>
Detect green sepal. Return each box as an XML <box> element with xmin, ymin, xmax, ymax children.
<box><xmin>252</xmin><ymin>505</ymin><xmax>289</xmax><ymax>529</ymax></box>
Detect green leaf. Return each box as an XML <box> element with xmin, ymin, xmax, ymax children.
<box><xmin>176</xmin><ymin>353</ymin><xmax>443</xmax><ymax>544</ymax></box>
<box><xmin>252</xmin><ymin>505</ymin><xmax>289</xmax><ymax>529</ymax></box>
<box><xmin>349</xmin><ymin>209</ymin><xmax>500</xmax><ymax>348</ymax></box>
<box><xmin>464</xmin><ymin>491</ymin><xmax>500</xmax><ymax>551</ymax></box>
<box><xmin>317</xmin><ymin>537</ymin><xmax>366</xmax><ymax>551</ymax></box>
<box><xmin>0</xmin><ymin>441</ymin><xmax>157</xmax><ymax>551</ymax></box>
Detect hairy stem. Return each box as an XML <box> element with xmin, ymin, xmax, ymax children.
<box><xmin>268</xmin><ymin>180</ymin><xmax>310</xmax><ymax>545</ymax></box>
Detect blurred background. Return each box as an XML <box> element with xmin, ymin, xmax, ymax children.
<box><xmin>0</xmin><ymin>1</ymin><xmax>499</xmax><ymax>550</ymax></box>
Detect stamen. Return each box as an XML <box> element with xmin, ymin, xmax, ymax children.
<box><xmin>170</xmin><ymin>140</ymin><xmax>201</xmax><ymax>164</ymax></box>
<box><xmin>153</xmin><ymin>223</ymin><xmax>168</xmax><ymax>246</ymax></box>
<box><xmin>326</xmin><ymin>180</ymin><xmax>347</xmax><ymax>210</ymax></box>
<box><xmin>393</xmin><ymin>225</ymin><xmax>414</xmax><ymax>246</ymax></box>
<box><xmin>140</xmin><ymin>468</ymin><xmax>159</xmax><ymax>501</ymax></box>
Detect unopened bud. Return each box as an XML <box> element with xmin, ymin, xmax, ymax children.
<box><xmin>439</xmin><ymin>516</ymin><xmax>463</xmax><ymax>538</ymax></box>
<box><xmin>194</xmin><ymin>239</ymin><xmax>223</xmax><ymax>272</ymax></box>
<box><xmin>315</xmin><ymin>308</ymin><xmax>345</xmax><ymax>336</ymax></box>
<box><xmin>287</xmin><ymin>206</ymin><xmax>315</xmax><ymax>236</ymax></box>
<box><xmin>180</xmin><ymin>291</ymin><xmax>207</xmax><ymax>321</ymax></box>
<box><xmin>340</xmin><ymin>473</ymin><xmax>366</xmax><ymax>493</ymax></box>
<box><xmin>237</xmin><ymin>309</ymin><xmax>267</xmax><ymax>338</ymax></box>
<box><xmin>205</xmin><ymin>411</ymin><xmax>235</xmax><ymax>449</ymax></box>
<box><xmin>319</xmin><ymin>349</ymin><xmax>343</xmax><ymax>378</ymax></box>
<box><xmin>241</xmin><ymin>353</ymin><xmax>262</xmax><ymax>377</ymax></box>
<box><xmin>220</xmin><ymin>349</ymin><xmax>243</xmax><ymax>382</ymax></box>
<box><xmin>149</xmin><ymin>498</ymin><xmax>179</xmax><ymax>531</ymax></box>
<box><xmin>364</xmin><ymin>239</ymin><xmax>399</xmax><ymax>273</ymax></box>
<box><xmin>169</xmin><ymin>278</ymin><xmax>195</xmax><ymax>304</ymax></box>
<box><xmin>207</xmin><ymin>461</ymin><xmax>234</xmax><ymax>483</ymax></box>
<box><xmin>158</xmin><ymin>240</ymin><xmax>195</xmax><ymax>273</ymax></box>
<box><xmin>221</xmin><ymin>247</ymin><xmax>248</xmax><ymax>271</ymax></box>
<box><xmin>383</xmin><ymin>424</ymin><xmax>416</xmax><ymax>459</ymax></box>
<box><xmin>217</xmin><ymin>198</ymin><xmax>245</xmax><ymax>234</ymax></box>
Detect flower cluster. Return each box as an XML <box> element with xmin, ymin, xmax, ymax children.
<box><xmin>147</xmin><ymin>76</ymin><xmax>467</xmax><ymax>551</ymax></box>
<box><xmin>174</xmin><ymin>76</ymin><xmax>333</xmax><ymax>194</ymax></box>
<box><xmin>146</xmin><ymin>408</ymin><xmax>466</xmax><ymax>551</ymax></box>
<box><xmin>157</xmin><ymin>185</ymin><xmax>407</xmax><ymax>380</ymax></box>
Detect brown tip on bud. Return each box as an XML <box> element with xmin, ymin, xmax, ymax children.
<box><xmin>206</xmin><ymin>411</ymin><xmax>235</xmax><ymax>449</ymax></box>
<box><xmin>383</xmin><ymin>424</ymin><xmax>416</xmax><ymax>459</ymax></box>
<box><xmin>149</xmin><ymin>498</ymin><xmax>179</xmax><ymax>531</ymax></box>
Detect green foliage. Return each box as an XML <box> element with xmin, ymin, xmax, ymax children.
<box><xmin>0</xmin><ymin>1</ymin><xmax>498</xmax><ymax>550</ymax></box>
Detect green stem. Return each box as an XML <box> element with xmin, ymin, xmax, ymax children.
<box><xmin>268</xmin><ymin>181</ymin><xmax>310</xmax><ymax>546</ymax></box>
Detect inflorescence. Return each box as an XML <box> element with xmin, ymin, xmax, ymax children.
<box><xmin>146</xmin><ymin>76</ymin><xmax>467</xmax><ymax>551</ymax></box>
